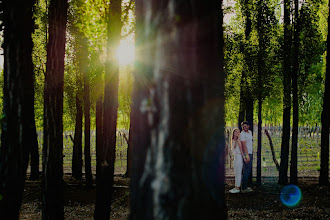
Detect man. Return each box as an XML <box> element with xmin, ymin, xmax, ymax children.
<box><xmin>240</xmin><ymin>121</ymin><xmax>253</xmax><ymax>193</ymax></box>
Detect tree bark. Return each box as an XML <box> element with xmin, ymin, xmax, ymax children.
<box><xmin>257</xmin><ymin>99</ymin><xmax>262</xmax><ymax>185</ymax></box>
<box><xmin>319</xmin><ymin>0</ymin><xmax>330</xmax><ymax>186</ymax></box>
<box><xmin>125</xmin><ymin>123</ymin><xmax>132</xmax><ymax>177</ymax></box>
<box><xmin>83</xmin><ymin>37</ymin><xmax>93</xmax><ymax>187</ymax></box>
<box><xmin>129</xmin><ymin>1</ymin><xmax>153</xmax><ymax>216</ymax></box>
<box><xmin>130</xmin><ymin>0</ymin><xmax>227</xmax><ymax>219</ymax></box>
<box><xmin>265</xmin><ymin>129</ymin><xmax>280</xmax><ymax>171</ymax></box>
<box><xmin>0</xmin><ymin>0</ymin><xmax>36</xmax><ymax>217</ymax></box>
<box><xmin>238</xmin><ymin>0</ymin><xmax>254</xmax><ymax>136</ymax></box>
<box><xmin>94</xmin><ymin>0</ymin><xmax>122</xmax><ymax>218</ymax></box>
<box><xmin>256</xmin><ymin>0</ymin><xmax>263</xmax><ymax>186</ymax></box>
<box><xmin>96</xmin><ymin>96</ymin><xmax>103</xmax><ymax>168</ymax></box>
<box><xmin>279</xmin><ymin>0</ymin><xmax>292</xmax><ymax>185</ymax></box>
<box><xmin>42</xmin><ymin>0</ymin><xmax>68</xmax><ymax>219</ymax></box>
<box><xmin>72</xmin><ymin>81</ymin><xmax>83</xmax><ymax>180</ymax></box>
<box><xmin>238</xmin><ymin>77</ymin><xmax>246</xmax><ymax>130</ymax></box>
<box><xmin>290</xmin><ymin>0</ymin><xmax>300</xmax><ymax>185</ymax></box>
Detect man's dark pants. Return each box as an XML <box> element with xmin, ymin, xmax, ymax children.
<box><xmin>242</xmin><ymin>154</ymin><xmax>253</xmax><ymax>190</ymax></box>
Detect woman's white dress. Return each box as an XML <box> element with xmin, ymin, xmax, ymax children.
<box><xmin>232</xmin><ymin>141</ymin><xmax>243</xmax><ymax>187</ymax></box>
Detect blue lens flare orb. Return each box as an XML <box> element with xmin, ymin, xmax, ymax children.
<box><xmin>280</xmin><ymin>184</ymin><xmax>302</xmax><ymax>207</ymax></box>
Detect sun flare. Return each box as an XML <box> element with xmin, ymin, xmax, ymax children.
<box><xmin>116</xmin><ymin>41</ymin><xmax>135</xmax><ymax>66</ymax></box>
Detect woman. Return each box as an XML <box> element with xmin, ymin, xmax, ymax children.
<box><xmin>229</xmin><ymin>128</ymin><xmax>250</xmax><ymax>193</ymax></box>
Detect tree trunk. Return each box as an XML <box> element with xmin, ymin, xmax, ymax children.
<box><xmin>94</xmin><ymin>0</ymin><xmax>122</xmax><ymax>218</ymax></box>
<box><xmin>279</xmin><ymin>0</ymin><xmax>292</xmax><ymax>185</ymax></box>
<box><xmin>95</xmin><ymin>70</ymin><xmax>103</xmax><ymax>184</ymax></box>
<box><xmin>130</xmin><ymin>0</ymin><xmax>226</xmax><ymax>219</ymax></box>
<box><xmin>319</xmin><ymin>0</ymin><xmax>330</xmax><ymax>186</ymax></box>
<box><xmin>238</xmin><ymin>77</ymin><xmax>246</xmax><ymax>130</ymax></box>
<box><xmin>83</xmin><ymin>38</ymin><xmax>93</xmax><ymax>187</ymax></box>
<box><xmin>256</xmin><ymin>0</ymin><xmax>262</xmax><ymax>186</ymax></box>
<box><xmin>128</xmin><ymin>1</ymin><xmax>153</xmax><ymax>215</ymax></box>
<box><xmin>238</xmin><ymin>0</ymin><xmax>254</xmax><ymax>135</ymax></box>
<box><xmin>246</xmin><ymin>94</ymin><xmax>254</xmax><ymax>185</ymax></box>
<box><xmin>125</xmin><ymin>122</ymin><xmax>132</xmax><ymax>177</ymax></box>
<box><xmin>96</xmin><ymin>96</ymin><xmax>103</xmax><ymax>167</ymax></box>
<box><xmin>72</xmin><ymin>83</ymin><xmax>83</xmax><ymax>180</ymax></box>
<box><xmin>290</xmin><ymin>0</ymin><xmax>299</xmax><ymax>185</ymax></box>
<box><xmin>42</xmin><ymin>0</ymin><xmax>68</xmax><ymax>218</ymax></box>
<box><xmin>257</xmin><ymin>99</ymin><xmax>262</xmax><ymax>185</ymax></box>
<box><xmin>265</xmin><ymin>129</ymin><xmax>280</xmax><ymax>171</ymax></box>
<box><xmin>0</xmin><ymin>0</ymin><xmax>36</xmax><ymax>217</ymax></box>
<box><xmin>246</xmin><ymin>94</ymin><xmax>254</xmax><ymax>134</ymax></box>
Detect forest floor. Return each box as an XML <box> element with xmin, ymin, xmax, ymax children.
<box><xmin>20</xmin><ymin>171</ymin><xmax>330</xmax><ymax>219</ymax></box>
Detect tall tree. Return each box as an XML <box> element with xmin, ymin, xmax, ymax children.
<box><xmin>0</xmin><ymin>0</ymin><xmax>36</xmax><ymax>217</ymax></box>
<box><xmin>94</xmin><ymin>0</ymin><xmax>122</xmax><ymax>218</ymax></box>
<box><xmin>238</xmin><ymin>0</ymin><xmax>254</xmax><ymax>133</ymax></box>
<box><xmin>95</xmin><ymin>68</ymin><xmax>103</xmax><ymax>186</ymax></box>
<box><xmin>319</xmin><ymin>0</ymin><xmax>330</xmax><ymax>186</ymax></box>
<box><xmin>128</xmin><ymin>0</ymin><xmax>152</xmax><ymax>215</ymax></box>
<box><xmin>130</xmin><ymin>0</ymin><xmax>226</xmax><ymax>219</ymax></box>
<box><xmin>279</xmin><ymin>0</ymin><xmax>292</xmax><ymax>185</ymax></box>
<box><xmin>256</xmin><ymin>0</ymin><xmax>265</xmax><ymax>186</ymax></box>
<box><xmin>257</xmin><ymin>0</ymin><xmax>266</xmax><ymax>185</ymax></box>
<box><xmin>290</xmin><ymin>0</ymin><xmax>300</xmax><ymax>185</ymax></box>
<box><xmin>255</xmin><ymin>0</ymin><xmax>278</xmax><ymax>186</ymax></box>
<box><xmin>83</xmin><ymin>36</ymin><xmax>93</xmax><ymax>188</ymax></box>
<box><xmin>42</xmin><ymin>0</ymin><xmax>68</xmax><ymax>218</ymax></box>
<box><xmin>238</xmin><ymin>0</ymin><xmax>254</xmax><ymax>185</ymax></box>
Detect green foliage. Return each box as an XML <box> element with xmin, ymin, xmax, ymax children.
<box><xmin>224</xmin><ymin>0</ymin><xmax>327</xmax><ymax>126</ymax></box>
<box><xmin>117</xmin><ymin>66</ymin><xmax>133</xmax><ymax>129</ymax></box>
<box><xmin>224</xmin><ymin>30</ymin><xmax>244</xmax><ymax>125</ymax></box>
<box><xmin>32</xmin><ymin>0</ymin><xmax>48</xmax><ymax>131</ymax></box>
<box><xmin>297</xmin><ymin>1</ymin><xmax>325</xmax><ymax>125</ymax></box>
<box><xmin>63</xmin><ymin>0</ymin><xmax>135</xmax><ymax>131</ymax></box>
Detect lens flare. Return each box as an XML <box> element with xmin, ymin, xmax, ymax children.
<box><xmin>280</xmin><ymin>184</ymin><xmax>302</xmax><ymax>207</ymax></box>
<box><xmin>115</xmin><ymin>42</ymin><xmax>135</xmax><ymax>66</ymax></box>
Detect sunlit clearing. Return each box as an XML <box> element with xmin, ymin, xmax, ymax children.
<box><xmin>116</xmin><ymin>41</ymin><xmax>135</xmax><ymax>66</ymax></box>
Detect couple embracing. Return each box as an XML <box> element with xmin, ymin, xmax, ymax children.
<box><xmin>229</xmin><ymin>121</ymin><xmax>254</xmax><ymax>194</ymax></box>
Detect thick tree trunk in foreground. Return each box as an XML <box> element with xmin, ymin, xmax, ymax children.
<box><xmin>94</xmin><ymin>0</ymin><xmax>122</xmax><ymax>218</ymax></box>
<box><xmin>319</xmin><ymin>0</ymin><xmax>330</xmax><ymax>186</ymax></box>
<box><xmin>130</xmin><ymin>0</ymin><xmax>227</xmax><ymax>219</ymax></box>
<box><xmin>42</xmin><ymin>0</ymin><xmax>68</xmax><ymax>219</ymax></box>
<box><xmin>128</xmin><ymin>0</ymin><xmax>152</xmax><ymax>212</ymax></box>
<box><xmin>0</xmin><ymin>0</ymin><xmax>36</xmax><ymax>218</ymax></box>
<box><xmin>279</xmin><ymin>0</ymin><xmax>292</xmax><ymax>185</ymax></box>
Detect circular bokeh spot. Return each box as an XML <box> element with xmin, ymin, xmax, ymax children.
<box><xmin>280</xmin><ymin>184</ymin><xmax>302</xmax><ymax>207</ymax></box>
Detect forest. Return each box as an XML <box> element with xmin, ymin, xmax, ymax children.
<box><xmin>0</xmin><ymin>0</ymin><xmax>329</xmax><ymax>219</ymax></box>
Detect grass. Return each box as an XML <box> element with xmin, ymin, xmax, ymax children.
<box><xmin>34</xmin><ymin>128</ymin><xmax>329</xmax><ymax>176</ymax></box>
